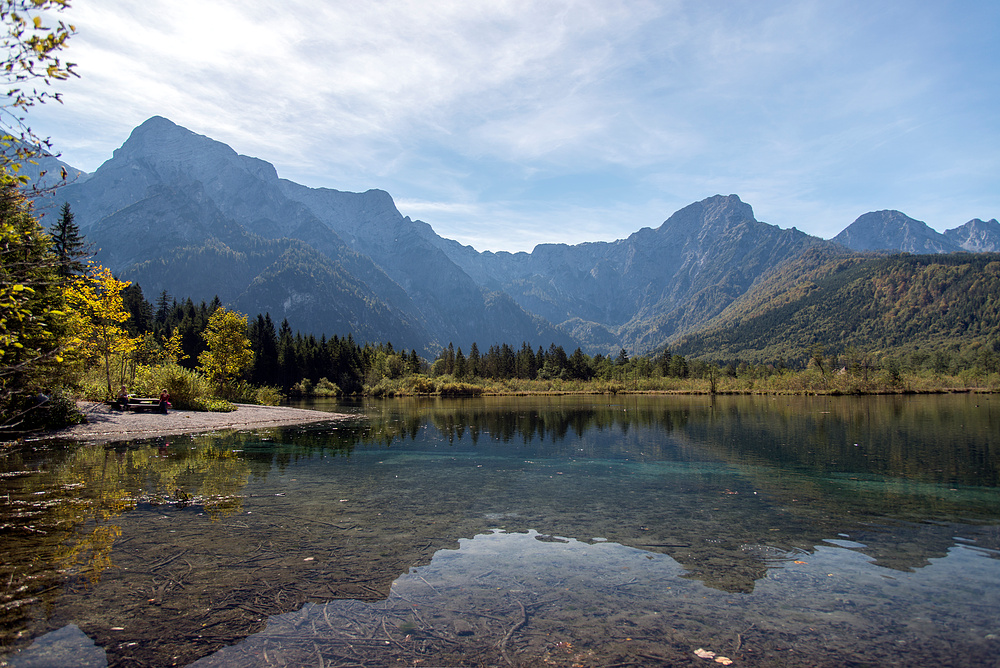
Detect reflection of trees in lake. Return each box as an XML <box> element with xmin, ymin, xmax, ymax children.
<box><xmin>0</xmin><ymin>438</ymin><xmax>255</xmax><ymax>647</ymax></box>
<box><xmin>427</xmin><ymin>405</ymin><xmax>685</xmax><ymax>444</ymax></box>
<box><xmin>684</xmin><ymin>395</ymin><xmax>1000</xmax><ymax>487</ymax></box>
<box><xmin>346</xmin><ymin>395</ymin><xmax>1000</xmax><ymax>590</ymax></box>
<box><xmin>356</xmin><ymin>394</ymin><xmax>999</xmax><ymax>487</ymax></box>
<box><xmin>342</xmin><ymin>395</ymin><xmax>1000</xmax><ymax>539</ymax></box>
<box><xmin>3</xmin><ymin>395</ymin><xmax>997</xmax><ymax>654</ymax></box>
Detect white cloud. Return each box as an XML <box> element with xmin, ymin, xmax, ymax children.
<box><xmin>43</xmin><ymin>1</ymin><xmax>674</xmax><ymax>162</ymax></box>
<box><xmin>25</xmin><ymin>0</ymin><xmax>1000</xmax><ymax>250</ymax></box>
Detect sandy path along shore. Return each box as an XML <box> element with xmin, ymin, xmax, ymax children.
<box><xmin>33</xmin><ymin>402</ymin><xmax>353</xmax><ymax>444</ymax></box>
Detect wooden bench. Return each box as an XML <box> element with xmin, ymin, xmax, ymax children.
<box><xmin>126</xmin><ymin>397</ymin><xmax>164</xmax><ymax>412</ymax></box>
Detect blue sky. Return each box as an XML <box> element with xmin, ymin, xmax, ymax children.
<box><xmin>29</xmin><ymin>0</ymin><xmax>1000</xmax><ymax>252</ymax></box>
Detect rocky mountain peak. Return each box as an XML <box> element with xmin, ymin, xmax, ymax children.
<box><xmin>113</xmin><ymin>116</ymin><xmax>204</xmax><ymax>160</ymax></box>
<box><xmin>832</xmin><ymin>210</ymin><xmax>962</xmax><ymax>254</ymax></box>
<box><xmin>107</xmin><ymin>116</ymin><xmax>280</xmax><ymax>189</ymax></box>
<box><xmin>657</xmin><ymin>194</ymin><xmax>756</xmax><ymax>237</ymax></box>
<box><xmin>943</xmin><ymin>218</ymin><xmax>1000</xmax><ymax>253</ymax></box>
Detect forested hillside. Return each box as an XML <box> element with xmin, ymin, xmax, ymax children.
<box><xmin>673</xmin><ymin>251</ymin><xmax>1000</xmax><ymax>365</ymax></box>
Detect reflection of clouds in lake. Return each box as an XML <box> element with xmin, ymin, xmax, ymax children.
<box><xmin>187</xmin><ymin>529</ymin><xmax>1000</xmax><ymax>668</ymax></box>
<box><xmin>2</xmin><ymin>623</ymin><xmax>107</xmax><ymax>667</ymax></box>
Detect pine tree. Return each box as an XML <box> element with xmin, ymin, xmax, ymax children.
<box><xmin>408</xmin><ymin>349</ymin><xmax>422</xmax><ymax>374</ymax></box>
<box><xmin>154</xmin><ymin>290</ymin><xmax>171</xmax><ymax>325</ymax></box>
<box><xmin>49</xmin><ymin>202</ymin><xmax>89</xmax><ymax>277</ymax></box>
<box><xmin>467</xmin><ymin>342</ymin><xmax>480</xmax><ymax>377</ymax></box>
<box><xmin>516</xmin><ymin>341</ymin><xmax>536</xmax><ymax>379</ymax></box>
<box><xmin>569</xmin><ymin>347</ymin><xmax>590</xmax><ymax>380</ymax></box>
<box><xmin>277</xmin><ymin>319</ymin><xmax>297</xmax><ymax>391</ymax></box>
<box><xmin>249</xmin><ymin>313</ymin><xmax>279</xmax><ymax>386</ymax></box>
<box><xmin>445</xmin><ymin>342</ymin><xmax>455</xmax><ymax>375</ymax></box>
<box><xmin>122</xmin><ymin>284</ymin><xmax>152</xmax><ymax>335</ymax></box>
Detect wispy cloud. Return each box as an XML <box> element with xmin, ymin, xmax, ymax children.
<box><xmin>29</xmin><ymin>0</ymin><xmax>1000</xmax><ymax>250</ymax></box>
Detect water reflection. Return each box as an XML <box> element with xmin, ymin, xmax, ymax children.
<box><xmin>189</xmin><ymin>529</ymin><xmax>1000</xmax><ymax>668</ymax></box>
<box><xmin>0</xmin><ymin>394</ymin><xmax>998</xmax><ymax>667</ymax></box>
<box><xmin>0</xmin><ymin>438</ymin><xmax>254</xmax><ymax>653</ymax></box>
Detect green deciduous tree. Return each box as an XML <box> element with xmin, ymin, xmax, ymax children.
<box><xmin>198</xmin><ymin>307</ymin><xmax>253</xmax><ymax>398</ymax></box>
<box><xmin>0</xmin><ymin>179</ymin><xmax>69</xmax><ymax>424</ymax></box>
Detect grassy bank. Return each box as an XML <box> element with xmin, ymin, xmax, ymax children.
<box><xmin>360</xmin><ymin>369</ymin><xmax>1000</xmax><ymax>398</ymax></box>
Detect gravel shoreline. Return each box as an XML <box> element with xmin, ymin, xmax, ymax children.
<box><xmin>33</xmin><ymin>401</ymin><xmax>353</xmax><ymax>444</ymax></box>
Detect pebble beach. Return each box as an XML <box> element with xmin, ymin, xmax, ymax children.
<box><xmin>35</xmin><ymin>401</ymin><xmax>351</xmax><ymax>444</ymax></box>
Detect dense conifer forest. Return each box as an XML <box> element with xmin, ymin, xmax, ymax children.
<box><xmin>120</xmin><ymin>269</ymin><xmax>999</xmax><ymax>403</ymax></box>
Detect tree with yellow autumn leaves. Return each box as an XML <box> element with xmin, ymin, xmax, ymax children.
<box><xmin>64</xmin><ymin>265</ymin><xmax>140</xmax><ymax>395</ymax></box>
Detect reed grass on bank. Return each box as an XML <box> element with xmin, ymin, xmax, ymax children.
<box><xmin>359</xmin><ymin>370</ymin><xmax>999</xmax><ymax>398</ymax></box>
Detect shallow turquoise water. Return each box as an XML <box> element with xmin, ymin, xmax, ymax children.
<box><xmin>2</xmin><ymin>394</ymin><xmax>998</xmax><ymax>666</ymax></box>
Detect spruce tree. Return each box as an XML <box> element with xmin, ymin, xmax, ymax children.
<box><xmin>467</xmin><ymin>342</ymin><xmax>480</xmax><ymax>377</ymax></box>
<box><xmin>408</xmin><ymin>349</ymin><xmax>422</xmax><ymax>374</ymax></box>
<box><xmin>122</xmin><ymin>284</ymin><xmax>153</xmax><ymax>335</ymax></box>
<box><xmin>154</xmin><ymin>290</ymin><xmax>171</xmax><ymax>324</ymax></box>
<box><xmin>49</xmin><ymin>202</ymin><xmax>89</xmax><ymax>277</ymax></box>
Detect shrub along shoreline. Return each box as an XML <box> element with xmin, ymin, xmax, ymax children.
<box><xmin>358</xmin><ymin>369</ymin><xmax>999</xmax><ymax>398</ymax></box>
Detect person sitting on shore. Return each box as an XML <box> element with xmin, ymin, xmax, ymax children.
<box><xmin>159</xmin><ymin>389</ymin><xmax>171</xmax><ymax>414</ymax></box>
<box><xmin>115</xmin><ymin>385</ymin><xmax>129</xmax><ymax>411</ymax></box>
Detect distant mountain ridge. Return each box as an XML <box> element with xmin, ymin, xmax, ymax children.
<box><xmin>429</xmin><ymin>195</ymin><xmax>828</xmax><ymax>352</ymax></box>
<box><xmin>832</xmin><ymin>209</ymin><xmax>1000</xmax><ymax>254</ymax></box>
<box><xmin>55</xmin><ymin>117</ymin><xmax>567</xmax><ymax>354</ymax></box>
<box><xmin>944</xmin><ymin>218</ymin><xmax>1000</xmax><ymax>252</ymax></box>
<box><xmin>47</xmin><ymin>116</ymin><xmax>998</xmax><ymax>357</ymax></box>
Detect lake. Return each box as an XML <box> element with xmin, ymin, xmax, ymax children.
<box><xmin>1</xmin><ymin>394</ymin><xmax>998</xmax><ymax>667</ymax></box>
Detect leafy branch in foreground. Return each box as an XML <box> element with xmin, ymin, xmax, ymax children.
<box><xmin>0</xmin><ymin>176</ymin><xmax>79</xmax><ymax>428</ymax></box>
<box><xmin>0</xmin><ymin>0</ymin><xmax>77</xmax><ymax>183</ymax></box>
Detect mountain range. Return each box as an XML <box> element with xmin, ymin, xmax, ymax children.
<box><xmin>45</xmin><ymin>116</ymin><xmax>1000</xmax><ymax>357</ymax></box>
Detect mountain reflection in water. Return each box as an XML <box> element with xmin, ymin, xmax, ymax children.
<box><xmin>1</xmin><ymin>394</ymin><xmax>998</xmax><ymax>667</ymax></box>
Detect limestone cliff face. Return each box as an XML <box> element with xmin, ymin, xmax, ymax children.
<box><xmin>430</xmin><ymin>194</ymin><xmax>829</xmax><ymax>349</ymax></box>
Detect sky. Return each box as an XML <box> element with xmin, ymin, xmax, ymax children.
<box><xmin>25</xmin><ymin>0</ymin><xmax>1000</xmax><ymax>252</ymax></box>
